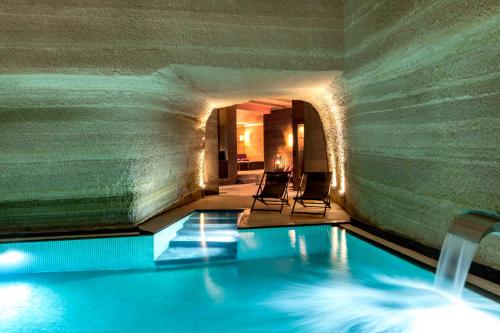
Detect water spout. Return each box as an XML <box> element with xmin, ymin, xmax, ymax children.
<box><xmin>435</xmin><ymin>211</ymin><xmax>500</xmax><ymax>295</ymax></box>
<box><xmin>447</xmin><ymin>212</ymin><xmax>500</xmax><ymax>243</ymax></box>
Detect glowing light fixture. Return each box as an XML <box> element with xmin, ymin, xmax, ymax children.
<box><xmin>244</xmin><ymin>131</ymin><xmax>251</xmax><ymax>145</ymax></box>
<box><xmin>239</xmin><ymin>134</ymin><xmax>244</xmax><ymax>142</ymax></box>
<box><xmin>339</xmin><ymin>178</ymin><xmax>346</xmax><ymax>195</ymax></box>
<box><xmin>331</xmin><ymin>173</ymin><xmax>337</xmax><ymax>188</ymax></box>
<box><xmin>0</xmin><ymin>250</ymin><xmax>25</xmax><ymax>266</ymax></box>
<box><xmin>273</xmin><ymin>154</ymin><xmax>284</xmax><ymax>171</ymax></box>
<box><xmin>287</xmin><ymin>133</ymin><xmax>293</xmax><ymax>147</ymax></box>
<box><xmin>198</xmin><ymin>150</ymin><xmax>205</xmax><ymax>189</ymax></box>
<box><xmin>298</xmin><ymin>124</ymin><xmax>304</xmax><ymax>137</ymax></box>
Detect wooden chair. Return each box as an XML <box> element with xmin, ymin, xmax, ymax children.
<box><xmin>251</xmin><ymin>171</ymin><xmax>291</xmax><ymax>213</ymax></box>
<box><xmin>291</xmin><ymin>172</ymin><xmax>332</xmax><ymax>216</ymax></box>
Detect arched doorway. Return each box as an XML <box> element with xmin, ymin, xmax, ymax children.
<box><xmin>203</xmin><ymin>99</ymin><xmax>329</xmax><ymax>195</ymax></box>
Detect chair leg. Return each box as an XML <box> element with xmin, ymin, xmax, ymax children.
<box><xmin>279</xmin><ymin>199</ymin><xmax>285</xmax><ymax>214</ymax></box>
<box><xmin>291</xmin><ymin>199</ymin><xmax>297</xmax><ymax>215</ymax></box>
<box><xmin>250</xmin><ymin>197</ymin><xmax>258</xmax><ymax>212</ymax></box>
<box><xmin>323</xmin><ymin>198</ymin><xmax>331</xmax><ymax>216</ymax></box>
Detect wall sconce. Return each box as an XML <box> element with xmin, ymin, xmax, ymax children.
<box><xmin>298</xmin><ymin>124</ymin><xmax>304</xmax><ymax>138</ymax></box>
<box><xmin>244</xmin><ymin>131</ymin><xmax>251</xmax><ymax>145</ymax></box>
<box><xmin>287</xmin><ymin>133</ymin><xmax>293</xmax><ymax>147</ymax></box>
<box><xmin>239</xmin><ymin>134</ymin><xmax>244</xmax><ymax>142</ymax></box>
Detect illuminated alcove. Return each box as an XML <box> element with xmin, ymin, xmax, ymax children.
<box><xmin>195</xmin><ymin>67</ymin><xmax>347</xmax><ymax>199</ymax></box>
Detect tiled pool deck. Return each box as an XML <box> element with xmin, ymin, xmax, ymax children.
<box><xmin>140</xmin><ymin>192</ymin><xmax>350</xmax><ymax>234</ymax></box>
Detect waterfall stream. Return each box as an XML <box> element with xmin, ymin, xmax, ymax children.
<box><xmin>434</xmin><ymin>233</ymin><xmax>479</xmax><ymax>295</ymax></box>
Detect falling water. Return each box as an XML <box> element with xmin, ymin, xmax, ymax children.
<box><xmin>434</xmin><ymin>233</ymin><xmax>479</xmax><ymax>295</ymax></box>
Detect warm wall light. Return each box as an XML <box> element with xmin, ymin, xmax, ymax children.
<box><xmin>198</xmin><ymin>149</ymin><xmax>205</xmax><ymax>189</ymax></box>
<box><xmin>239</xmin><ymin>134</ymin><xmax>244</xmax><ymax>142</ymax></box>
<box><xmin>339</xmin><ymin>178</ymin><xmax>346</xmax><ymax>195</ymax></box>
<box><xmin>287</xmin><ymin>133</ymin><xmax>293</xmax><ymax>147</ymax></box>
<box><xmin>298</xmin><ymin>124</ymin><xmax>304</xmax><ymax>137</ymax></box>
<box><xmin>244</xmin><ymin>131</ymin><xmax>251</xmax><ymax>145</ymax></box>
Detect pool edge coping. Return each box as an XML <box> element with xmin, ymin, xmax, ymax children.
<box><xmin>341</xmin><ymin>224</ymin><xmax>500</xmax><ymax>301</ymax></box>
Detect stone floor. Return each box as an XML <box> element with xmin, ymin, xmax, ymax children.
<box><xmin>140</xmin><ymin>183</ymin><xmax>350</xmax><ymax>233</ymax></box>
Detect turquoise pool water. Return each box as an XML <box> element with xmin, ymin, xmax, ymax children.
<box><xmin>0</xmin><ymin>212</ymin><xmax>499</xmax><ymax>332</ymax></box>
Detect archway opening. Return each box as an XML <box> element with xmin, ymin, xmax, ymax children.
<box><xmin>204</xmin><ymin>99</ymin><xmax>329</xmax><ymax>198</ymax></box>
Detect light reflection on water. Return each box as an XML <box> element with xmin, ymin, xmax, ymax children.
<box><xmin>330</xmin><ymin>227</ymin><xmax>348</xmax><ymax>272</ymax></box>
<box><xmin>268</xmin><ymin>274</ymin><xmax>500</xmax><ymax>333</ymax></box>
<box><xmin>0</xmin><ymin>283</ymin><xmax>62</xmax><ymax>331</ymax></box>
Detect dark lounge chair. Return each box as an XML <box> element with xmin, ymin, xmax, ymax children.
<box><xmin>251</xmin><ymin>171</ymin><xmax>291</xmax><ymax>213</ymax></box>
<box><xmin>291</xmin><ymin>172</ymin><xmax>332</xmax><ymax>216</ymax></box>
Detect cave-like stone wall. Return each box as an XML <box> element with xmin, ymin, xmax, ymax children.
<box><xmin>1</xmin><ymin>0</ymin><xmax>343</xmax><ymax>74</ymax></box>
<box><xmin>0</xmin><ymin>74</ymin><xmax>206</xmax><ymax>230</ymax></box>
<box><xmin>0</xmin><ymin>0</ymin><xmax>344</xmax><ymax>231</ymax></box>
<box><xmin>343</xmin><ymin>0</ymin><xmax>500</xmax><ymax>268</ymax></box>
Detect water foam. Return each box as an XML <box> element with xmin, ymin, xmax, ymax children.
<box><xmin>268</xmin><ymin>275</ymin><xmax>500</xmax><ymax>333</ymax></box>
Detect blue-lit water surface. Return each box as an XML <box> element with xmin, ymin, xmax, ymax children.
<box><xmin>1</xmin><ymin>221</ymin><xmax>499</xmax><ymax>332</ymax></box>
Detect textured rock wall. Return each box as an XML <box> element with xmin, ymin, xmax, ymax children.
<box><xmin>0</xmin><ymin>73</ymin><xmax>205</xmax><ymax>230</ymax></box>
<box><xmin>0</xmin><ymin>0</ymin><xmax>343</xmax><ymax>74</ymax></box>
<box><xmin>343</xmin><ymin>0</ymin><xmax>500</xmax><ymax>268</ymax></box>
<box><xmin>304</xmin><ymin>102</ymin><xmax>328</xmax><ymax>172</ymax></box>
<box><xmin>0</xmin><ymin>0</ymin><xmax>344</xmax><ymax>231</ymax></box>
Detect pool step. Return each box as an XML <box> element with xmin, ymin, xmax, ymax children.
<box><xmin>155</xmin><ymin>212</ymin><xmax>239</xmax><ymax>267</ymax></box>
<box><xmin>155</xmin><ymin>246</ymin><xmax>237</xmax><ymax>266</ymax></box>
<box><xmin>182</xmin><ymin>223</ymin><xmax>237</xmax><ymax>230</ymax></box>
<box><xmin>185</xmin><ymin>219</ymin><xmax>238</xmax><ymax>226</ymax></box>
<box><xmin>176</xmin><ymin>228</ymin><xmax>237</xmax><ymax>237</ymax></box>
<box><xmin>170</xmin><ymin>236</ymin><xmax>236</xmax><ymax>247</ymax></box>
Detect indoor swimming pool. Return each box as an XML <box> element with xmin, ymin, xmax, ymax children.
<box><xmin>0</xmin><ymin>212</ymin><xmax>499</xmax><ymax>332</ymax></box>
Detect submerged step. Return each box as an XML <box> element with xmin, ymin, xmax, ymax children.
<box><xmin>183</xmin><ymin>222</ymin><xmax>238</xmax><ymax>229</ymax></box>
<box><xmin>154</xmin><ymin>210</ymin><xmax>241</xmax><ymax>267</ymax></box>
<box><xmin>189</xmin><ymin>211</ymin><xmax>241</xmax><ymax>218</ymax></box>
<box><xmin>155</xmin><ymin>246</ymin><xmax>237</xmax><ymax>266</ymax></box>
<box><xmin>169</xmin><ymin>239</ymin><xmax>237</xmax><ymax>248</ymax></box>
<box><xmin>171</xmin><ymin>234</ymin><xmax>237</xmax><ymax>243</ymax></box>
<box><xmin>187</xmin><ymin>215</ymin><xmax>240</xmax><ymax>222</ymax></box>
<box><xmin>176</xmin><ymin>228</ymin><xmax>238</xmax><ymax>237</ymax></box>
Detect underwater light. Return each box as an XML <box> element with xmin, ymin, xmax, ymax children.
<box><xmin>0</xmin><ymin>250</ymin><xmax>25</xmax><ymax>265</ymax></box>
